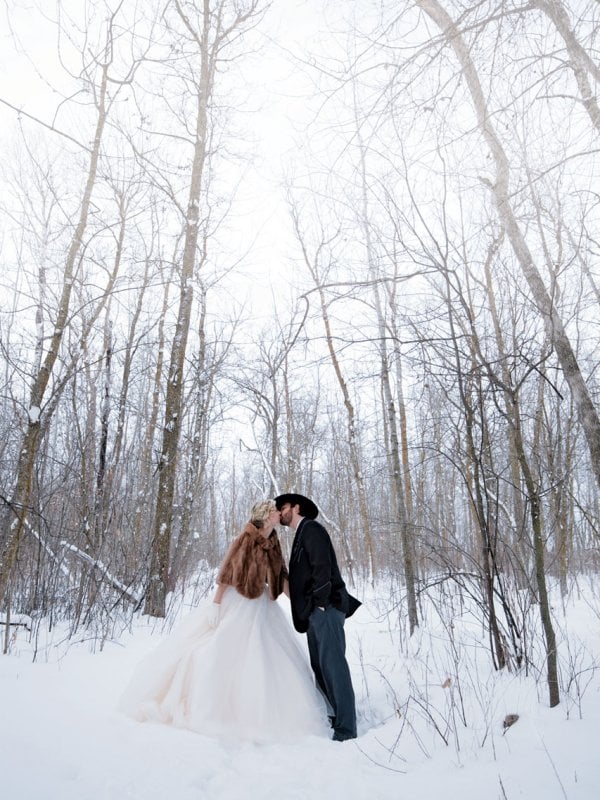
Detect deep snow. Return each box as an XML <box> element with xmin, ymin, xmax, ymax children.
<box><xmin>1</xmin><ymin>580</ymin><xmax>599</xmax><ymax>799</ymax></box>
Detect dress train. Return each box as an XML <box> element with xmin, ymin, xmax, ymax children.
<box><xmin>119</xmin><ymin>588</ymin><xmax>328</xmax><ymax>742</ymax></box>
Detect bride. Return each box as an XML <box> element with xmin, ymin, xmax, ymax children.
<box><xmin>119</xmin><ymin>500</ymin><xmax>328</xmax><ymax>742</ymax></box>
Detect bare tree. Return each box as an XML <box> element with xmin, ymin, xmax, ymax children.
<box><xmin>416</xmin><ymin>0</ymin><xmax>600</xmax><ymax>497</ymax></box>
<box><xmin>534</xmin><ymin>0</ymin><xmax>600</xmax><ymax>135</ymax></box>
<box><xmin>353</xmin><ymin>99</ymin><xmax>418</xmax><ymax>627</ymax></box>
<box><xmin>291</xmin><ymin>203</ymin><xmax>376</xmax><ymax>578</ymax></box>
<box><xmin>144</xmin><ymin>0</ymin><xmax>264</xmax><ymax>617</ymax></box>
<box><xmin>0</xmin><ymin>4</ymin><xmax>143</xmax><ymax>606</ymax></box>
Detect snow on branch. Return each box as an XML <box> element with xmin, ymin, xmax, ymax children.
<box><xmin>0</xmin><ymin>612</ymin><xmax>32</xmax><ymax>630</ymax></box>
<box><xmin>59</xmin><ymin>543</ymin><xmax>143</xmax><ymax>606</ymax></box>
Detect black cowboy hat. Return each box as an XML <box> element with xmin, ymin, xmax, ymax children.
<box><xmin>274</xmin><ymin>493</ymin><xmax>319</xmax><ymax>520</ymax></box>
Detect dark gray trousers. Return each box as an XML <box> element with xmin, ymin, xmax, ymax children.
<box><xmin>306</xmin><ymin>606</ymin><xmax>357</xmax><ymax>740</ymax></box>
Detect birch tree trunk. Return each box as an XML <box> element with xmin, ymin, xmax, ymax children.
<box><xmin>129</xmin><ymin>259</ymin><xmax>175</xmax><ymax>577</ymax></box>
<box><xmin>143</xmin><ymin>5</ymin><xmax>211</xmax><ymax>616</ymax></box>
<box><xmin>417</xmin><ymin>0</ymin><xmax>600</xmax><ymax>491</ymax></box>
<box><xmin>534</xmin><ymin>0</ymin><xmax>600</xmax><ymax>135</ymax></box>
<box><xmin>514</xmin><ymin>385</ymin><xmax>560</xmax><ymax>707</ymax></box>
<box><xmin>0</xmin><ymin>44</ymin><xmax>111</xmax><ymax>606</ymax></box>
<box><xmin>354</xmin><ymin>103</ymin><xmax>418</xmax><ymax>623</ymax></box>
<box><xmin>292</xmin><ymin>208</ymin><xmax>376</xmax><ymax>578</ymax></box>
<box><xmin>144</xmin><ymin>0</ymin><xmax>262</xmax><ymax>616</ymax></box>
<box><xmin>470</xmin><ymin>237</ymin><xmax>560</xmax><ymax>702</ymax></box>
<box><xmin>444</xmin><ymin>286</ymin><xmax>507</xmax><ymax>671</ymax></box>
<box><xmin>480</xmin><ymin>234</ymin><xmax>530</xmax><ymax>587</ymax></box>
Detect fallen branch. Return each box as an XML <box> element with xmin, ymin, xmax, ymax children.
<box><xmin>0</xmin><ymin>612</ymin><xmax>32</xmax><ymax>631</ymax></box>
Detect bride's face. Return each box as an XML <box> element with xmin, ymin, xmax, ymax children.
<box><xmin>268</xmin><ymin>507</ymin><xmax>281</xmax><ymax>526</ymax></box>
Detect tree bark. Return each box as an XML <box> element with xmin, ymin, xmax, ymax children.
<box><xmin>534</xmin><ymin>0</ymin><xmax>600</xmax><ymax>135</ymax></box>
<box><xmin>417</xmin><ymin>0</ymin><xmax>600</xmax><ymax>488</ymax></box>
<box><xmin>293</xmin><ymin>209</ymin><xmax>376</xmax><ymax>579</ymax></box>
<box><xmin>0</xmin><ymin>54</ymin><xmax>110</xmax><ymax>606</ymax></box>
<box><xmin>144</xmin><ymin>0</ymin><xmax>261</xmax><ymax>615</ymax></box>
<box><xmin>354</xmin><ymin>96</ymin><xmax>418</xmax><ymax>618</ymax></box>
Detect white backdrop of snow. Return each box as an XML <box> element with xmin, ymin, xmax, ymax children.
<box><xmin>1</xmin><ymin>580</ymin><xmax>599</xmax><ymax>800</ymax></box>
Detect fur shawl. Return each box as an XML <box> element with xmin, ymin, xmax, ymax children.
<box><xmin>216</xmin><ymin>523</ymin><xmax>289</xmax><ymax>600</ymax></box>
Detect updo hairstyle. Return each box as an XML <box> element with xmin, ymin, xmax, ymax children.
<box><xmin>249</xmin><ymin>499</ymin><xmax>277</xmax><ymax>528</ymax></box>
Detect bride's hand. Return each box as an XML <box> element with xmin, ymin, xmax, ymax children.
<box><xmin>207</xmin><ymin>602</ymin><xmax>221</xmax><ymax>629</ymax></box>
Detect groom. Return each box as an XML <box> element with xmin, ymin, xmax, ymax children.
<box><xmin>275</xmin><ymin>492</ymin><xmax>360</xmax><ymax>741</ymax></box>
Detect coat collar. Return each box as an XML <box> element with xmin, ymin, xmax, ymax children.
<box><xmin>243</xmin><ymin>522</ymin><xmax>277</xmax><ymax>550</ymax></box>
<box><xmin>291</xmin><ymin>517</ymin><xmax>308</xmax><ymax>554</ymax></box>
<box><xmin>294</xmin><ymin>517</ymin><xmax>308</xmax><ymax>535</ymax></box>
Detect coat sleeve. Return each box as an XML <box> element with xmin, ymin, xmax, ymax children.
<box><xmin>274</xmin><ymin>537</ymin><xmax>289</xmax><ymax>583</ymax></box>
<box><xmin>302</xmin><ymin>522</ymin><xmax>332</xmax><ymax>607</ymax></box>
<box><xmin>216</xmin><ymin>533</ymin><xmax>246</xmax><ymax>586</ymax></box>
<box><xmin>216</xmin><ymin>531</ymin><xmax>267</xmax><ymax>599</ymax></box>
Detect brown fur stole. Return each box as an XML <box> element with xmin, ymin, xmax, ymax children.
<box><xmin>216</xmin><ymin>523</ymin><xmax>289</xmax><ymax>600</ymax></box>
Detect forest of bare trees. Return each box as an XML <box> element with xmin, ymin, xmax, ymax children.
<box><xmin>1</xmin><ymin>0</ymin><xmax>599</xmax><ymax>710</ymax></box>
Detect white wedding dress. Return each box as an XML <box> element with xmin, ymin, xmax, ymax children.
<box><xmin>120</xmin><ymin>587</ymin><xmax>328</xmax><ymax>742</ymax></box>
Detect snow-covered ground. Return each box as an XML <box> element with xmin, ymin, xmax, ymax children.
<box><xmin>1</xmin><ymin>579</ymin><xmax>599</xmax><ymax>800</ymax></box>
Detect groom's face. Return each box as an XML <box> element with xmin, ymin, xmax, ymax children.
<box><xmin>279</xmin><ymin>503</ymin><xmax>294</xmax><ymax>527</ymax></box>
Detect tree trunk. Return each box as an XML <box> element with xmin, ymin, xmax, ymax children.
<box><xmin>443</xmin><ymin>282</ymin><xmax>507</xmax><ymax>670</ymax></box>
<box><xmin>535</xmin><ymin>0</ymin><xmax>600</xmax><ymax>135</ymax></box>
<box><xmin>0</xmin><ymin>56</ymin><xmax>110</xmax><ymax>606</ymax></box>
<box><xmin>144</xmin><ymin>0</ymin><xmax>261</xmax><ymax>615</ymax></box>
<box><xmin>513</xmin><ymin>395</ymin><xmax>560</xmax><ymax>707</ymax></box>
<box><xmin>417</xmin><ymin>0</ymin><xmax>600</xmax><ymax>490</ymax></box>
<box><xmin>354</xmin><ymin>100</ymin><xmax>418</xmax><ymax>620</ymax></box>
<box><xmin>472</xmin><ymin>241</ymin><xmax>560</xmax><ymax>701</ymax></box>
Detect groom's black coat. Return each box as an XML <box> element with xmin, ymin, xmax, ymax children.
<box><xmin>288</xmin><ymin>518</ymin><xmax>361</xmax><ymax>633</ymax></box>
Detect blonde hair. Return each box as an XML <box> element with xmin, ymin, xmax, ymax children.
<box><xmin>250</xmin><ymin>499</ymin><xmax>276</xmax><ymax>528</ymax></box>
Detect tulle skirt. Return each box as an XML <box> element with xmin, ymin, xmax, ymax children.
<box><xmin>119</xmin><ymin>588</ymin><xmax>328</xmax><ymax>742</ymax></box>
